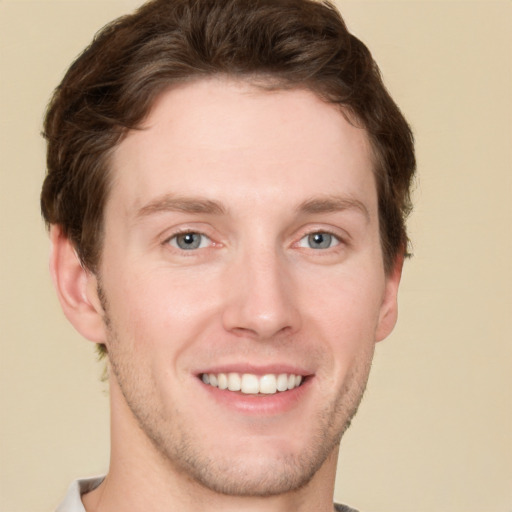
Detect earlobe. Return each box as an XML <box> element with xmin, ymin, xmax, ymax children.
<box><xmin>375</xmin><ymin>254</ymin><xmax>404</xmax><ymax>342</ymax></box>
<box><xmin>49</xmin><ymin>225</ymin><xmax>107</xmax><ymax>343</ymax></box>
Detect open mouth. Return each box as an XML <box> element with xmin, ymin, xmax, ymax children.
<box><xmin>200</xmin><ymin>372</ymin><xmax>304</xmax><ymax>395</ymax></box>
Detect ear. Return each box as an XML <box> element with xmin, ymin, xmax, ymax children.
<box><xmin>49</xmin><ymin>225</ymin><xmax>107</xmax><ymax>343</ymax></box>
<box><xmin>375</xmin><ymin>253</ymin><xmax>404</xmax><ymax>342</ymax></box>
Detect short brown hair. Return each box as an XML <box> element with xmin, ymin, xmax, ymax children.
<box><xmin>41</xmin><ymin>0</ymin><xmax>415</xmax><ymax>274</ymax></box>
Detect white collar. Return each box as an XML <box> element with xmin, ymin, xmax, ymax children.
<box><xmin>55</xmin><ymin>476</ymin><xmax>104</xmax><ymax>512</ymax></box>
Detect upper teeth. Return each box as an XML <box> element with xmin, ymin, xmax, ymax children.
<box><xmin>201</xmin><ymin>372</ymin><xmax>303</xmax><ymax>395</ymax></box>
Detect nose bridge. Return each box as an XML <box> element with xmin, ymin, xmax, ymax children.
<box><xmin>222</xmin><ymin>240</ymin><xmax>300</xmax><ymax>339</ymax></box>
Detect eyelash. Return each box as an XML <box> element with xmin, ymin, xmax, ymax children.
<box><xmin>165</xmin><ymin>230</ymin><xmax>214</xmax><ymax>251</ymax></box>
<box><xmin>297</xmin><ymin>231</ymin><xmax>341</xmax><ymax>249</ymax></box>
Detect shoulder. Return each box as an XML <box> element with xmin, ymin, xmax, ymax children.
<box><xmin>334</xmin><ymin>504</ymin><xmax>359</xmax><ymax>512</ymax></box>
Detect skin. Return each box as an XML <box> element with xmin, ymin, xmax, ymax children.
<box><xmin>50</xmin><ymin>78</ymin><xmax>402</xmax><ymax>512</ymax></box>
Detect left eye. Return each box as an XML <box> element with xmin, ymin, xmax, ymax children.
<box><xmin>168</xmin><ymin>232</ymin><xmax>211</xmax><ymax>250</ymax></box>
<box><xmin>298</xmin><ymin>232</ymin><xmax>340</xmax><ymax>250</ymax></box>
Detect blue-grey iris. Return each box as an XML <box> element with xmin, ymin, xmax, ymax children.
<box><xmin>176</xmin><ymin>233</ymin><xmax>202</xmax><ymax>250</ymax></box>
<box><xmin>308</xmin><ymin>232</ymin><xmax>332</xmax><ymax>249</ymax></box>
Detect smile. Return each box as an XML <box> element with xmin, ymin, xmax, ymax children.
<box><xmin>201</xmin><ymin>372</ymin><xmax>303</xmax><ymax>395</ymax></box>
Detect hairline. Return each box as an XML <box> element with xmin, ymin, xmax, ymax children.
<box><xmin>80</xmin><ymin>74</ymin><xmax>389</xmax><ymax>274</ymax></box>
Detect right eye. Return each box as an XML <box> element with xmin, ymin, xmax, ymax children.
<box><xmin>168</xmin><ymin>232</ymin><xmax>212</xmax><ymax>250</ymax></box>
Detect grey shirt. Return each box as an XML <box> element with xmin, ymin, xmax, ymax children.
<box><xmin>56</xmin><ymin>477</ymin><xmax>359</xmax><ymax>512</ymax></box>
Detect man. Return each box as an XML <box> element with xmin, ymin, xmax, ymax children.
<box><xmin>41</xmin><ymin>0</ymin><xmax>415</xmax><ymax>510</ymax></box>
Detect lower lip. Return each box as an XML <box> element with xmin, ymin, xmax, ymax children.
<box><xmin>199</xmin><ymin>377</ymin><xmax>311</xmax><ymax>415</ymax></box>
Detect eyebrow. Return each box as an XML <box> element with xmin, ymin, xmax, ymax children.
<box><xmin>135</xmin><ymin>193</ymin><xmax>369</xmax><ymax>221</ymax></box>
<box><xmin>297</xmin><ymin>195</ymin><xmax>370</xmax><ymax>221</ymax></box>
<box><xmin>136</xmin><ymin>195</ymin><xmax>227</xmax><ymax>218</ymax></box>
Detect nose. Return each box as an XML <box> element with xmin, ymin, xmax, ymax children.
<box><xmin>221</xmin><ymin>248</ymin><xmax>301</xmax><ymax>340</ymax></box>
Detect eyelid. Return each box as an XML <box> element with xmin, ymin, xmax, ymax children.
<box><xmin>296</xmin><ymin>231</ymin><xmax>341</xmax><ymax>249</ymax></box>
<box><xmin>292</xmin><ymin>225</ymin><xmax>349</xmax><ymax>247</ymax></box>
<box><xmin>167</xmin><ymin>231</ymin><xmax>212</xmax><ymax>250</ymax></box>
<box><xmin>161</xmin><ymin>225</ymin><xmax>218</xmax><ymax>251</ymax></box>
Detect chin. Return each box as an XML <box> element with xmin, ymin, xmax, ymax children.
<box><xmin>171</xmin><ymin>448</ymin><xmax>335</xmax><ymax>497</ymax></box>
<box><xmin>143</xmin><ymin>399</ymin><xmax>353</xmax><ymax>498</ymax></box>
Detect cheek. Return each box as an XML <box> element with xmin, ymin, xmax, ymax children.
<box><xmin>300</xmin><ymin>268</ymin><xmax>385</xmax><ymax>367</ymax></box>
<box><xmin>304</xmin><ymin>265</ymin><xmax>384</xmax><ymax>328</ymax></box>
<box><xmin>104</xmin><ymin>267</ymin><xmax>222</xmax><ymax>353</ymax></box>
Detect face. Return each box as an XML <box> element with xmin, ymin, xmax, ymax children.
<box><xmin>94</xmin><ymin>78</ymin><xmax>400</xmax><ymax>496</ymax></box>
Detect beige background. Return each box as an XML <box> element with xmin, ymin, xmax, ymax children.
<box><xmin>1</xmin><ymin>1</ymin><xmax>511</xmax><ymax>511</ymax></box>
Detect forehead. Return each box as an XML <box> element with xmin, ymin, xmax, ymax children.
<box><xmin>109</xmin><ymin>78</ymin><xmax>375</xmax><ymax>216</ymax></box>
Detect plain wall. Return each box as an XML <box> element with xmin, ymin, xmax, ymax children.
<box><xmin>0</xmin><ymin>1</ymin><xmax>510</xmax><ymax>511</ymax></box>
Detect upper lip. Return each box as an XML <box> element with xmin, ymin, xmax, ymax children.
<box><xmin>195</xmin><ymin>363</ymin><xmax>312</xmax><ymax>377</ymax></box>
